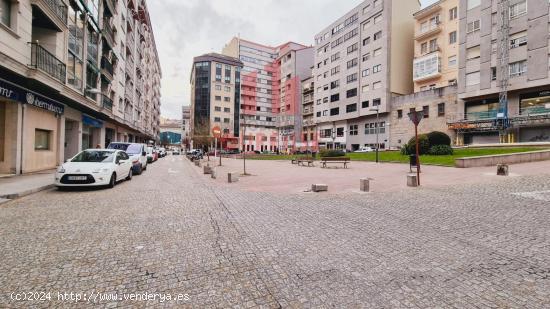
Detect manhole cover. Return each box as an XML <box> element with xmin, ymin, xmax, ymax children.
<box><xmin>512</xmin><ymin>190</ymin><xmax>550</xmax><ymax>202</ymax></box>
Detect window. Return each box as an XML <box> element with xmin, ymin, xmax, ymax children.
<box><xmin>0</xmin><ymin>0</ymin><xmax>11</xmax><ymax>26</ymax></box>
<box><xmin>346</xmin><ymin>73</ymin><xmax>358</xmax><ymax>83</ymax></box>
<box><xmin>491</xmin><ymin>67</ymin><xmax>497</xmax><ymax>81</ymax></box>
<box><xmin>336</xmin><ymin>127</ymin><xmax>344</xmax><ymax>137</ymax></box>
<box><xmin>509</xmin><ymin>60</ymin><xmax>527</xmax><ymax>77</ymax></box>
<box><xmin>347</xmin><ymin>58</ymin><xmax>358</xmax><ymax>69</ymax></box>
<box><xmin>467</xmin><ymin>0</ymin><xmax>481</xmax><ymax>10</ymax></box>
<box><xmin>510</xmin><ymin>1</ymin><xmax>527</xmax><ymax>19</ymax></box>
<box><xmin>467</xmin><ymin>20</ymin><xmax>480</xmax><ymax>33</ymax></box>
<box><xmin>362</xmin><ymin>84</ymin><xmax>369</xmax><ymax>92</ymax></box>
<box><xmin>330</xmin><ymin>107</ymin><xmax>340</xmax><ymax>116</ymax></box>
<box><xmin>224</xmin><ymin>107</ymin><xmax>231</xmax><ymax>113</ymax></box>
<box><xmin>362</xmin><ymin>100</ymin><xmax>369</xmax><ymax>108</ymax></box>
<box><xmin>224</xmin><ymin>86</ymin><xmax>231</xmax><ymax>92</ymax></box>
<box><xmin>347</xmin><ymin>43</ymin><xmax>358</xmax><ymax>54</ymax></box>
<box><xmin>331</xmin><ymin>52</ymin><xmax>340</xmax><ymax>62</ymax></box>
<box><xmin>316</xmin><ymin>99</ymin><xmax>322</xmax><ymax>105</ymax></box>
<box><xmin>373</xmin><ymin>64</ymin><xmax>381</xmax><ymax>73</ymax></box>
<box><xmin>215</xmin><ymin>85</ymin><xmax>222</xmax><ymax>90</ymax></box>
<box><xmin>448</xmin><ymin>55</ymin><xmax>457</xmax><ymax>66</ymax></box>
<box><xmin>362</xmin><ymin>68</ymin><xmax>370</xmax><ymax>77</ymax></box>
<box><xmin>466</xmin><ymin>46</ymin><xmax>480</xmax><ymax>60</ymax></box>
<box><xmin>214</xmin><ymin>117</ymin><xmax>221</xmax><ymax>122</ymax></box>
<box><xmin>224</xmin><ymin>118</ymin><xmax>230</xmax><ymax>123</ymax></box>
<box><xmin>374</xmin><ymin>31</ymin><xmax>382</xmax><ymax>41</ymax></box>
<box><xmin>510</xmin><ymin>31</ymin><xmax>527</xmax><ymax>49</ymax></box>
<box><xmin>35</xmin><ymin>129</ymin><xmax>51</xmax><ymax>150</ymax></box>
<box><xmin>372</xmin><ymin>98</ymin><xmax>381</xmax><ymax>106</ymax></box>
<box><xmin>215</xmin><ymin>96</ymin><xmax>221</xmax><ymax>101</ymax></box>
<box><xmin>330</xmin><ymin>80</ymin><xmax>340</xmax><ymax>89</ymax></box>
<box><xmin>421</xmin><ymin>42</ymin><xmax>428</xmax><ymax>54</ymax></box>
<box><xmin>429</xmin><ymin>39</ymin><xmax>438</xmax><ymax>52</ymax></box>
<box><xmin>374</xmin><ymin>14</ymin><xmax>382</xmax><ymax>24</ymax></box>
<box><xmin>323</xmin><ymin>110</ymin><xmax>328</xmax><ymax>116</ymax></box>
<box><xmin>397</xmin><ymin>109</ymin><xmax>403</xmax><ymax>118</ymax></box>
<box><xmin>214</xmin><ymin>106</ymin><xmax>221</xmax><ymax>111</ymax></box>
<box><xmin>449</xmin><ymin>7</ymin><xmax>457</xmax><ymax>20</ymax></box>
<box><xmin>346</xmin><ymin>103</ymin><xmax>357</xmax><ymax>113</ymax></box>
<box><xmin>465</xmin><ymin>71</ymin><xmax>480</xmax><ymax>86</ymax></box>
<box><xmin>331</xmin><ymin>66</ymin><xmax>340</xmax><ymax>75</ymax></box>
<box><xmin>372</xmin><ymin>82</ymin><xmax>382</xmax><ymax>90</ymax></box>
<box><xmin>437</xmin><ymin>103</ymin><xmax>445</xmax><ymax>117</ymax></box>
<box><xmin>422</xmin><ymin>105</ymin><xmax>429</xmax><ymax>118</ymax></box>
<box><xmin>349</xmin><ymin>124</ymin><xmax>358</xmax><ymax>135</ymax></box>
<box><xmin>363</xmin><ymin>37</ymin><xmax>370</xmax><ymax>46</ymax></box>
<box><xmin>323</xmin><ymin>84</ymin><xmax>329</xmax><ymax>91</ymax></box>
<box><xmin>346</xmin><ymin>88</ymin><xmax>357</xmax><ymax>98</ymax></box>
<box><xmin>323</xmin><ymin>97</ymin><xmax>329</xmax><ymax>103</ymax></box>
<box><xmin>316</xmin><ymin>111</ymin><xmax>321</xmax><ymax>117</ymax></box>
<box><xmin>330</xmin><ymin>93</ymin><xmax>340</xmax><ymax>102</ymax></box>
<box><xmin>363</xmin><ymin>20</ymin><xmax>371</xmax><ymax>30</ymax></box>
<box><xmin>362</xmin><ymin>53</ymin><xmax>370</xmax><ymax>62</ymax></box>
<box><xmin>449</xmin><ymin>31</ymin><xmax>457</xmax><ymax>44</ymax></box>
<box><xmin>224</xmin><ymin>97</ymin><xmax>230</xmax><ymax>102</ymax></box>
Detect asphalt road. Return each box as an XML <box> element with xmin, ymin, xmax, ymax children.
<box><xmin>1</xmin><ymin>155</ymin><xmax>549</xmax><ymax>308</ymax></box>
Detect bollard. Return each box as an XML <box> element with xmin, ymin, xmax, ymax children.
<box><xmin>227</xmin><ymin>172</ymin><xmax>239</xmax><ymax>183</ymax></box>
<box><xmin>311</xmin><ymin>184</ymin><xmax>328</xmax><ymax>192</ymax></box>
<box><xmin>359</xmin><ymin>178</ymin><xmax>370</xmax><ymax>192</ymax></box>
<box><xmin>211</xmin><ymin>168</ymin><xmax>217</xmax><ymax>179</ymax></box>
<box><xmin>203</xmin><ymin>165</ymin><xmax>212</xmax><ymax>174</ymax></box>
<box><xmin>407</xmin><ymin>174</ymin><xmax>418</xmax><ymax>187</ymax></box>
<box><xmin>497</xmin><ymin>164</ymin><xmax>509</xmax><ymax>176</ymax></box>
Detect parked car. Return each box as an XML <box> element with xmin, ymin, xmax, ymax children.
<box><xmin>159</xmin><ymin>148</ymin><xmax>167</xmax><ymax>157</ymax></box>
<box><xmin>55</xmin><ymin>149</ymin><xmax>133</xmax><ymax>189</ymax></box>
<box><xmin>354</xmin><ymin>146</ymin><xmax>374</xmax><ymax>153</ymax></box>
<box><xmin>107</xmin><ymin>142</ymin><xmax>148</xmax><ymax>174</ymax></box>
<box><xmin>172</xmin><ymin>148</ymin><xmax>181</xmax><ymax>155</ymax></box>
<box><xmin>146</xmin><ymin>146</ymin><xmax>158</xmax><ymax>163</ymax></box>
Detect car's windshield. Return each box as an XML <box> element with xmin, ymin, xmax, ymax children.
<box><xmin>125</xmin><ymin>144</ymin><xmax>142</xmax><ymax>154</ymax></box>
<box><xmin>71</xmin><ymin>151</ymin><xmax>115</xmax><ymax>163</ymax></box>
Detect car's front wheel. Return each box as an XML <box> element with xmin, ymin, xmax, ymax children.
<box><xmin>108</xmin><ymin>173</ymin><xmax>116</xmax><ymax>188</ymax></box>
<box><xmin>126</xmin><ymin>169</ymin><xmax>133</xmax><ymax>181</ymax></box>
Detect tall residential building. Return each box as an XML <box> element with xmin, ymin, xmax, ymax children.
<box><xmin>0</xmin><ymin>0</ymin><xmax>161</xmax><ymax>175</ymax></box>
<box><xmin>313</xmin><ymin>0</ymin><xmax>420</xmax><ymax>151</ymax></box>
<box><xmin>301</xmin><ymin>76</ymin><xmax>318</xmax><ymax>151</ymax></box>
<box><xmin>449</xmin><ymin>0</ymin><xmax>550</xmax><ymax>144</ymax></box>
<box><xmin>190</xmin><ymin>53</ymin><xmax>243</xmax><ymax>150</ymax></box>
<box><xmin>222</xmin><ymin>38</ymin><xmax>313</xmax><ymax>153</ymax></box>
<box><xmin>412</xmin><ymin>0</ymin><xmax>459</xmax><ymax>92</ymax></box>
<box><xmin>182</xmin><ymin>105</ymin><xmax>191</xmax><ymax>144</ymax></box>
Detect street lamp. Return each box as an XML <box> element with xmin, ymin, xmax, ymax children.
<box><xmin>370</xmin><ymin>107</ymin><xmax>380</xmax><ymax>163</ymax></box>
<box><xmin>408</xmin><ymin>110</ymin><xmax>424</xmax><ymax>186</ymax></box>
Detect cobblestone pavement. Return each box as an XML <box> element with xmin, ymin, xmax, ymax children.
<box><xmin>1</xmin><ymin>156</ymin><xmax>549</xmax><ymax>308</ymax></box>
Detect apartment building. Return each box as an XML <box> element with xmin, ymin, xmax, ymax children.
<box><xmin>181</xmin><ymin>105</ymin><xmax>190</xmax><ymax>145</ymax></box>
<box><xmin>190</xmin><ymin>53</ymin><xmax>243</xmax><ymax>150</ymax></box>
<box><xmin>390</xmin><ymin>0</ymin><xmax>459</xmax><ymax>148</ymax></box>
<box><xmin>313</xmin><ymin>0</ymin><xmax>419</xmax><ymax>151</ymax></box>
<box><xmin>301</xmin><ymin>76</ymin><xmax>318</xmax><ymax>151</ymax></box>
<box><xmin>451</xmin><ymin>0</ymin><xmax>550</xmax><ymax>144</ymax></box>
<box><xmin>222</xmin><ymin>38</ymin><xmax>313</xmax><ymax>153</ymax></box>
<box><xmin>159</xmin><ymin>117</ymin><xmax>181</xmax><ymax>146</ymax></box>
<box><xmin>413</xmin><ymin>0</ymin><xmax>459</xmax><ymax>91</ymax></box>
<box><xmin>0</xmin><ymin>0</ymin><xmax>161</xmax><ymax>175</ymax></box>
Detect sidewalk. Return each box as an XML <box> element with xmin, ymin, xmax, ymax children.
<box><xmin>0</xmin><ymin>170</ymin><xmax>55</xmax><ymax>204</ymax></box>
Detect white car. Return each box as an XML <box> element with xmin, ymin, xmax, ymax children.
<box><xmin>55</xmin><ymin>149</ymin><xmax>133</xmax><ymax>188</ymax></box>
<box><xmin>354</xmin><ymin>146</ymin><xmax>374</xmax><ymax>153</ymax></box>
<box><xmin>107</xmin><ymin>142</ymin><xmax>148</xmax><ymax>175</ymax></box>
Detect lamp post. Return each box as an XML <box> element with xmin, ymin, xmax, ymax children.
<box><xmin>408</xmin><ymin>110</ymin><xmax>424</xmax><ymax>186</ymax></box>
<box><xmin>370</xmin><ymin>107</ymin><xmax>380</xmax><ymax>163</ymax></box>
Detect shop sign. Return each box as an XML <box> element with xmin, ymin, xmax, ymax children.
<box><xmin>82</xmin><ymin>114</ymin><xmax>103</xmax><ymax>128</ymax></box>
<box><xmin>0</xmin><ymin>79</ymin><xmax>64</xmax><ymax>114</ymax></box>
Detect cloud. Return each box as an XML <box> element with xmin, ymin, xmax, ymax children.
<box><xmin>148</xmin><ymin>0</ymin><xmax>435</xmax><ymax>119</ymax></box>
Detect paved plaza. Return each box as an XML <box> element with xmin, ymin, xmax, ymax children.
<box><xmin>1</xmin><ymin>156</ymin><xmax>550</xmax><ymax>308</ymax></box>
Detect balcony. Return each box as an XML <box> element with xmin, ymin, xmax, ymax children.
<box><xmin>415</xmin><ymin>22</ymin><xmax>442</xmax><ymax>41</ymax></box>
<box><xmin>29</xmin><ymin>43</ymin><xmax>66</xmax><ymax>84</ymax></box>
<box><xmin>101</xmin><ymin>57</ymin><xmax>114</xmax><ymax>80</ymax></box>
<box><xmin>104</xmin><ymin>0</ymin><xmax>116</xmax><ymax>16</ymax></box>
<box><xmin>125</xmin><ymin>84</ymin><xmax>134</xmax><ymax>102</ymax></box>
<box><xmin>102</xmin><ymin>94</ymin><xmax>113</xmax><ymax>110</ymax></box>
<box><xmin>413</xmin><ymin>52</ymin><xmax>441</xmax><ymax>82</ymax></box>
<box><xmin>135</xmin><ymin>78</ymin><xmax>144</xmax><ymax>94</ymax></box>
<box><xmin>102</xmin><ymin>19</ymin><xmax>115</xmax><ymax>48</ymax></box>
<box><xmin>126</xmin><ymin>32</ymin><xmax>135</xmax><ymax>52</ymax></box>
<box><xmin>125</xmin><ymin>58</ymin><xmax>134</xmax><ymax>80</ymax></box>
<box><xmin>30</xmin><ymin>0</ymin><xmax>68</xmax><ymax>29</ymax></box>
<box><xmin>302</xmin><ymin>107</ymin><xmax>314</xmax><ymax>115</ymax></box>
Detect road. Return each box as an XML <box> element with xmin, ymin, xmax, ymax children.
<box><xmin>1</xmin><ymin>155</ymin><xmax>549</xmax><ymax>308</ymax></box>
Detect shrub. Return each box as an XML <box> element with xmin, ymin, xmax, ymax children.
<box><xmin>429</xmin><ymin>145</ymin><xmax>454</xmax><ymax>156</ymax></box>
<box><xmin>427</xmin><ymin>131</ymin><xmax>451</xmax><ymax>146</ymax></box>
<box><xmin>405</xmin><ymin>134</ymin><xmax>430</xmax><ymax>155</ymax></box>
<box><xmin>319</xmin><ymin>149</ymin><xmax>345</xmax><ymax>157</ymax></box>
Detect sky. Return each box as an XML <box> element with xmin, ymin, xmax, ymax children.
<box><xmin>148</xmin><ymin>0</ymin><xmax>438</xmax><ymax>120</ymax></box>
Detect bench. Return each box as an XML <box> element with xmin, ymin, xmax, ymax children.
<box><xmin>320</xmin><ymin>157</ymin><xmax>350</xmax><ymax>168</ymax></box>
<box><xmin>297</xmin><ymin>157</ymin><xmax>315</xmax><ymax>167</ymax></box>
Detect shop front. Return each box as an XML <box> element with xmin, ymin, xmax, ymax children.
<box><xmin>518</xmin><ymin>90</ymin><xmax>550</xmax><ymax>142</ymax></box>
<box><xmin>81</xmin><ymin>114</ymin><xmax>104</xmax><ymax>150</ymax></box>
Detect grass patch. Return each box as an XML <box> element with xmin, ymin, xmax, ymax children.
<box><xmin>248</xmin><ymin>147</ymin><xmax>548</xmax><ymax>166</ymax></box>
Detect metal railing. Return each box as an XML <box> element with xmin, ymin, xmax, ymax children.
<box><xmin>42</xmin><ymin>0</ymin><xmax>68</xmax><ymax>24</ymax></box>
<box><xmin>29</xmin><ymin>43</ymin><xmax>66</xmax><ymax>83</ymax></box>
<box><xmin>101</xmin><ymin>56</ymin><xmax>114</xmax><ymax>77</ymax></box>
<box><xmin>102</xmin><ymin>94</ymin><xmax>113</xmax><ymax>110</ymax></box>
<box><xmin>102</xmin><ymin>19</ymin><xmax>115</xmax><ymax>46</ymax></box>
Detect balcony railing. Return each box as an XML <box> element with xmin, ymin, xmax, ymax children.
<box><xmin>29</xmin><ymin>43</ymin><xmax>66</xmax><ymax>83</ymax></box>
<box><xmin>102</xmin><ymin>94</ymin><xmax>113</xmax><ymax>110</ymax></box>
<box><xmin>102</xmin><ymin>19</ymin><xmax>115</xmax><ymax>47</ymax></box>
<box><xmin>101</xmin><ymin>57</ymin><xmax>114</xmax><ymax>79</ymax></box>
<box><xmin>41</xmin><ymin>0</ymin><xmax>68</xmax><ymax>25</ymax></box>
<box><xmin>465</xmin><ymin>110</ymin><xmax>498</xmax><ymax>121</ymax></box>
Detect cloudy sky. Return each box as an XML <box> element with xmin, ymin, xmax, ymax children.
<box><xmin>148</xmin><ymin>0</ymin><xmax>438</xmax><ymax>120</ymax></box>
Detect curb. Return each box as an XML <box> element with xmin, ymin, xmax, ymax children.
<box><xmin>0</xmin><ymin>184</ymin><xmax>56</xmax><ymax>200</ymax></box>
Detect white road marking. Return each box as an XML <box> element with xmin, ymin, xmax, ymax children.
<box><xmin>168</xmin><ymin>168</ymin><xmax>179</xmax><ymax>174</ymax></box>
<box><xmin>512</xmin><ymin>190</ymin><xmax>550</xmax><ymax>202</ymax></box>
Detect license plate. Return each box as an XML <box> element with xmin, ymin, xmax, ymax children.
<box><xmin>68</xmin><ymin>176</ymin><xmax>87</xmax><ymax>181</ymax></box>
